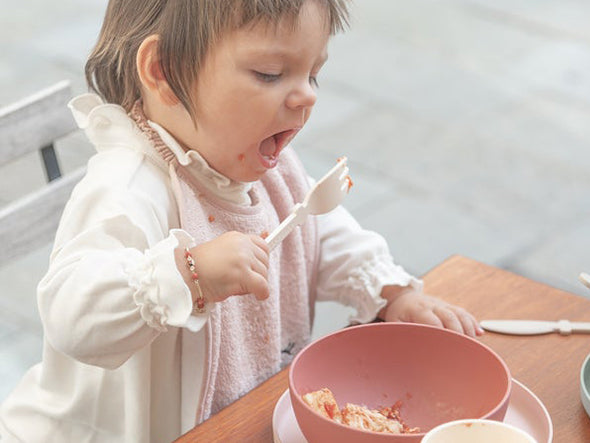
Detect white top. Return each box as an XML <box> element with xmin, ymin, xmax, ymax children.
<box><xmin>0</xmin><ymin>94</ymin><xmax>422</xmax><ymax>443</ymax></box>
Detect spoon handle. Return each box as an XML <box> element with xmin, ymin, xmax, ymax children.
<box><xmin>265</xmin><ymin>203</ymin><xmax>306</xmax><ymax>251</ymax></box>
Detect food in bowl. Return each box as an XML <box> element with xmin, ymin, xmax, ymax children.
<box><xmin>302</xmin><ymin>388</ymin><xmax>341</xmax><ymax>421</ymax></box>
<box><xmin>302</xmin><ymin>388</ymin><xmax>419</xmax><ymax>434</ymax></box>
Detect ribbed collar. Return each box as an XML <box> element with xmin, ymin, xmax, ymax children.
<box><xmin>129</xmin><ymin>101</ymin><xmax>253</xmax><ymax>206</ymax></box>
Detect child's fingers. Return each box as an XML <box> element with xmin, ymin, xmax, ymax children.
<box><xmin>442</xmin><ymin>306</ymin><xmax>475</xmax><ymax>337</ymax></box>
<box><xmin>468</xmin><ymin>315</ymin><xmax>485</xmax><ymax>336</ymax></box>
<box><xmin>249</xmin><ymin>258</ymin><xmax>268</xmax><ymax>280</ymax></box>
<box><xmin>248</xmin><ymin>272</ymin><xmax>270</xmax><ymax>301</ymax></box>
<box><xmin>451</xmin><ymin>306</ymin><xmax>484</xmax><ymax>337</ymax></box>
<box><xmin>250</xmin><ymin>233</ymin><xmax>269</xmax><ymax>248</ymax></box>
<box><xmin>456</xmin><ymin>312</ymin><xmax>477</xmax><ymax>337</ymax></box>
<box><xmin>247</xmin><ymin>243</ymin><xmax>269</xmax><ymax>280</ymax></box>
<box><xmin>252</xmin><ymin>245</ymin><xmax>269</xmax><ymax>270</ymax></box>
<box><xmin>433</xmin><ymin>306</ymin><xmax>465</xmax><ymax>335</ymax></box>
<box><xmin>250</xmin><ymin>233</ymin><xmax>269</xmax><ymax>252</ymax></box>
<box><xmin>249</xmin><ymin>234</ymin><xmax>270</xmax><ymax>267</ymax></box>
<box><xmin>438</xmin><ymin>306</ymin><xmax>482</xmax><ymax>337</ymax></box>
<box><xmin>413</xmin><ymin>310</ymin><xmax>444</xmax><ymax>329</ymax></box>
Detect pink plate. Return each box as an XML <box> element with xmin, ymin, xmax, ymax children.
<box><xmin>504</xmin><ymin>379</ymin><xmax>553</xmax><ymax>443</ymax></box>
<box><xmin>272</xmin><ymin>379</ymin><xmax>553</xmax><ymax>443</ymax></box>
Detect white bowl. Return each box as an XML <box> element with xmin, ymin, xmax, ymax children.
<box><xmin>422</xmin><ymin>419</ymin><xmax>536</xmax><ymax>443</ymax></box>
<box><xmin>580</xmin><ymin>352</ymin><xmax>590</xmax><ymax>418</ymax></box>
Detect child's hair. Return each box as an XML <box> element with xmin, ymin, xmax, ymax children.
<box><xmin>85</xmin><ymin>0</ymin><xmax>350</xmax><ymax>118</ymax></box>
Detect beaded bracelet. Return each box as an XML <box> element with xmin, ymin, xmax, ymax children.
<box><xmin>184</xmin><ymin>247</ymin><xmax>206</xmax><ymax>313</ymax></box>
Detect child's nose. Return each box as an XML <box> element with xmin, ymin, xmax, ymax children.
<box><xmin>285</xmin><ymin>79</ymin><xmax>317</xmax><ymax>110</ymax></box>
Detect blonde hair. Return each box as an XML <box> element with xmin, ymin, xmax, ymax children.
<box><xmin>85</xmin><ymin>0</ymin><xmax>350</xmax><ymax>117</ymax></box>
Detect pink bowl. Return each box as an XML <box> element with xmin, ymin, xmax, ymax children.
<box><xmin>289</xmin><ymin>323</ymin><xmax>511</xmax><ymax>442</ymax></box>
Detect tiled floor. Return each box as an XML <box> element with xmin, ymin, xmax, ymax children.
<box><xmin>1</xmin><ymin>0</ymin><xmax>589</xmax><ymax>403</ymax></box>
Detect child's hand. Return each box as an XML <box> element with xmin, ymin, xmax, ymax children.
<box><xmin>179</xmin><ymin>232</ymin><xmax>270</xmax><ymax>305</ymax></box>
<box><xmin>379</xmin><ymin>286</ymin><xmax>484</xmax><ymax>338</ymax></box>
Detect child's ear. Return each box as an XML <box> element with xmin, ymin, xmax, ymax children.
<box><xmin>136</xmin><ymin>35</ymin><xmax>179</xmax><ymax>106</ymax></box>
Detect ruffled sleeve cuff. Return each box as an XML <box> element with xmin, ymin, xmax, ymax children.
<box><xmin>344</xmin><ymin>254</ymin><xmax>423</xmax><ymax>324</ymax></box>
<box><xmin>126</xmin><ymin>229</ymin><xmax>210</xmax><ymax>332</ymax></box>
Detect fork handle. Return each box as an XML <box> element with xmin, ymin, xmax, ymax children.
<box><xmin>266</xmin><ymin>203</ymin><xmax>307</xmax><ymax>251</ymax></box>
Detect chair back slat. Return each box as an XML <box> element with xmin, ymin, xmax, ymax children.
<box><xmin>0</xmin><ymin>81</ymin><xmax>85</xmax><ymax>266</ymax></box>
<box><xmin>0</xmin><ymin>168</ymin><xmax>86</xmax><ymax>267</ymax></box>
<box><xmin>0</xmin><ymin>80</ymin><xmax>77</xmax><ymax>167</ymax></box>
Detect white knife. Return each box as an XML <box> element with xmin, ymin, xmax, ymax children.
<box><xmin>480</xmin><ymin>319</ymin><xmax>590</xmax><ymax>336</ymax></box>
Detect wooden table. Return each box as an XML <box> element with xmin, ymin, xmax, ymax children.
<box><xmin>176</xmin><ymin>256</ymin><xmax>590</xmax><ymax>442</ymax></box>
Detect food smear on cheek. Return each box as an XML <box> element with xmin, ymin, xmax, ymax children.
<box><xmin>238</xmin><ymin>153</ymin><xmax>245</xmax><ymax>162</ymax></box>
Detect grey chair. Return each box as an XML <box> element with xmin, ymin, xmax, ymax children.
<box><xmin>0</xmin><ymin>81</ymin><xmax>85</xmax><ymax>266</ymax></box>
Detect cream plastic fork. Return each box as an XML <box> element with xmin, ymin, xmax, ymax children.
<box><xmin>265</xmin><ymin>157</ymin><xmax>350</xmax><ymax>251</ymax></box>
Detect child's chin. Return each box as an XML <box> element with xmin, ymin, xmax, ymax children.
<box><xmin>236</xmin><ymin>168</ymin><xmax>267</xmax><ymax>183</ymax></box>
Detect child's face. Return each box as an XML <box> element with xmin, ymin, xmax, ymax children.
<box><xmin>177</xmin><ymin>1</ymin><xmax>331</xmax><ymax>182</ymax></box>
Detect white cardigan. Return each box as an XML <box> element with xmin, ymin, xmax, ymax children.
<box><xmin>0</xmin><ymin>94</ymin><xmax>422</xmax><ymax>443</ymax></box>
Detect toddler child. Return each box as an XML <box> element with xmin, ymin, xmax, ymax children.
<box><xmin>0</xmin><ymin>0</ymin><xmax>482</xmax><ymax>441</ymax></box>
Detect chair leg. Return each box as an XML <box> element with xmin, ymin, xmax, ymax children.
<box><xmin>41</xmin><ymin>144</ymin><xmax>62</xmax><ymax>182</ymax></box>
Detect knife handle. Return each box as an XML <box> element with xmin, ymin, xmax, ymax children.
<box><xmin>567</xmin><ymin>320</ymin><xmax>590</xmax><ymax>334</ymax></box>
<box><xmin>558</xmin><ymin>320</ymin><xmax>572</xmax><ymax>335</ymax></box>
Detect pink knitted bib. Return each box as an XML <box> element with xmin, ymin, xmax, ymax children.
<box><xmin>130</xmin><ymin>103</ymin><xmax>319</xmax><ymax>420</ymax></box>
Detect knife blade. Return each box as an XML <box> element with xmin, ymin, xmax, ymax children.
<box><xmin>480</xmin><ymin>319</ymin><xmax>590</xmax><ymax>336</ymax></box>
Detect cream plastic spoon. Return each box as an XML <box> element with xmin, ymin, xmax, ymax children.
<box><xmin>265</xmin><ymin>157</ymin><xmax>350</xmax><ymax>251</ymax></box>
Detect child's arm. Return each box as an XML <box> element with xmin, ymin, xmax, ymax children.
<box><xmin>315</xmin><ymin>205</ymin><xmax>420</xmax><ymax>323</ymax></box>
<box><xmin>38</xmin><ymin>151</ymin><xmax>194</xmax><ymax>369</ymax></box>
<box><xmin>316</xmin><ymin>205</ymin><xmax>482</xmax><ymax>337</ymax></box>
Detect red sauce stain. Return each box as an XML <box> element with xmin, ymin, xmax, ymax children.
<box><xmin>324</xmin><ymin>403</ymin><xmax>337</xmax><ymax>419</ymax></box>
<box><xmin>346</xmin><ymin>175</ymin><xmax>353</xmax><ymax>192</ymax></box>
<box><xmin>238</xmin><ymin>154</ymin><xmax>245</xmax><ymax>162</ymax></box>
<box><xmin>208</xmin><ymin>215</ymin><xmax>215</xmax><ymax>222</ymax></box>
<box><xmin>261</xmin><ymin>231</ymin><xmax>269</xmax><ymax>239</ymax></box>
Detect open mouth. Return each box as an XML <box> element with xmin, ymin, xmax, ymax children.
<box><xmin>259</xmin><ymin>129</ymin><xmax>300</xmax><ymax>167</ymax></box>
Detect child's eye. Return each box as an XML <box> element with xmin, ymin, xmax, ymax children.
<box><xmin>254</xmin><ymin>71</ymin><xmax>282</xmax><ymax>83</ymax></box>
<box><xmin>309</xmin><ymin>76</ymin><xmax>319</xmax><ymax>88</ymax></box>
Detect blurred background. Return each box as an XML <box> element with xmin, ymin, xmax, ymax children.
<box><xmin>1</xmin><ymin>0</ymin><xmax>589</xmax><ymax>401</ymax></box>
